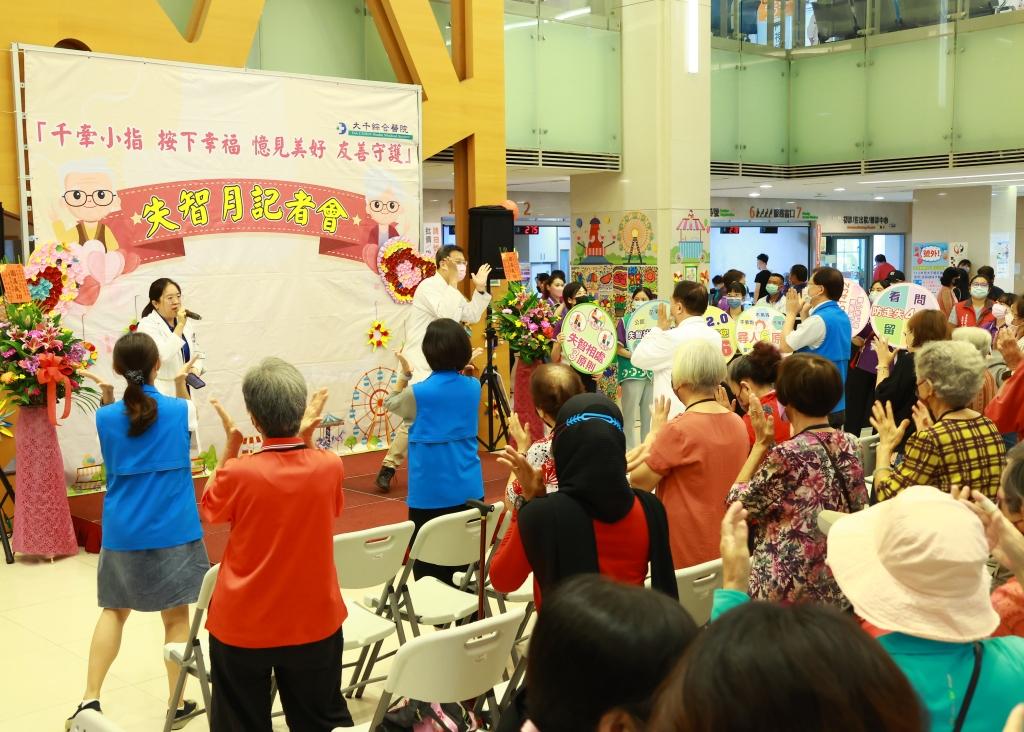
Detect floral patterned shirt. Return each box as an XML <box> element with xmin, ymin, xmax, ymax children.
<box><xmin>727</xmin><ymin>430</ymin><xmax>867</xmax><ymax>608</ymax></box>
<box><xmin>506</xmin><ymin>434</ymin><xmax>558</xmax><ymax>511</ymax></box>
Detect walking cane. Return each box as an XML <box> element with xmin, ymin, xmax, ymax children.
<box><xmin>465</xmin><ymin>499</ymin><xmax>494</xmax><ymax>620</ymax></box>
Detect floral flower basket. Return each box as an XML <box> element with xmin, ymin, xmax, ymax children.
<box><xmin>490</xmin><ymin>283</ymin><xmax>558</xmax><ymax>365</ymax></box>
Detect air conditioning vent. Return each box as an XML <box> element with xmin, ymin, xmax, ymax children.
<box><xmin>425</xmin><ymin>147</ymin><xmax>620</xmax><ymax>172</ymax></box>
<box><xmin>711</xmin><ymin>161</ymin><xmax>741</xmax><ymax>176</ymax></box>
<box><xmin>864</xmin><ymin>155</ymin><xmax>950</xmax><ymax>173</ymax></box>
<box><xmin>953</xmin><ymin>149</ymin><xmax>1024</xmax><ymax>167</ymax></box>
<box><xmin>787</xmin><ymin>162</ymin><xmax>863</xmax><ymax>178</ymax></box>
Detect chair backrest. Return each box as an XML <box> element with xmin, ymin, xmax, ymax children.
<box><xmin>385</xmin><ymin>609</ymin><xmax>526</xmax><ymax>702</ymax></box>
<box><xmin>196</xmin><ymin>563</ymin><xmax>221</xmax><ymax>612</ymax></box>
<box><xmin>675</xmin><ymin>559</ymin><xmax>723</xmax><ymax>627</ymax></box>
<box><xmin>408</xmin><ymin>504</ymin><xmax>503</xmax><ymax>568</ymax></box>
<box><xmin>857</xmin><ymin>433</ymin><xmax>880</xmax><ymax>476</ymax></box>
<box><xmin>333</xmin><ymin>521</ymin><xmax>415</xmax><ymax>589</ymax></box>
<box><xmin>69</xmin><ymin>710</ymin><xmax>127</xmax><ymax>732</ymax></box>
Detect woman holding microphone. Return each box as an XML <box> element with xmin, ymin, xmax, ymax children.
<box><xmin>136</xmin><ymin>278</ymin><xmax>204</xmax><ymax>397</ymax></box>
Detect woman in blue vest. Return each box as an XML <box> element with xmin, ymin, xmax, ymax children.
<box><xmin>68</xmin><ymin>332</ymin><xmax>206</xmax><ymax>730</ymax></box>
<box><xmin>781</xmin><ymin>266</ymin><xmax>853</xmax><ymax>429</ymax></box>
<box><xmin>384</xmin><ymin>318</ymin><xmax>483</xmax><ymax>584</ymax></box>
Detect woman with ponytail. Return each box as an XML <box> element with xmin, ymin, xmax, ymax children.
<box><xmin>67</xmin><ymin>332</ymin><xmax>207</xmax><ymax>730</ymax></box>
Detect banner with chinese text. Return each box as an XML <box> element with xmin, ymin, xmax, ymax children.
<box><xmin>21</xmin><ymin>46</ymin><xmax>423</xmax><ymax>473</ymax></box>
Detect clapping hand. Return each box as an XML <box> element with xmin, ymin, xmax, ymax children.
<box><xmin>997</xmin><ymin>327</ymin><xmax>1023</xmax><ymax>371</ymax></box>
<box><xmin>869</xmin><ymin>400</ymin><xmax>910</xmax><ymax>451</ymax></box>
<box><xmin>747</xmin><ymin>396</ymin><xmax>775</xmax><ymax>446</ymax></box>
<box><xmin>953</xmin><ymin>486</ymin><xmax>1024</xmax><ymax>579</ymax></box>
<box><xmin>785</xmin><ymin>288</ymin><xmax>802</xmax><ymax>316</ymax></box>
<box><xmin>300</xmin><ymin>388</ymin><xmax>329</xmax><ymax>442</ymax></box>
<box><xmin>175</xmin><ymin>353</ymin><xmax>200</xmax><ymax>381</ymax></box>
<box><xmin>911</xmin><ymin>400</ymin><xmax>934</xmax><ymax>432</ymax></box>
<box><xmin>209</xmin><ymin>398</ymin><xmax>244</xmax><ymax>463</ymax></box>
<box><xmin>650</xmin><ymin>395</ymin><xmax>672</xmax><ymax>434</ymax></box>
<box><xmin>508</xmin><ymin>413</ymin><xmax>532</xmax><ymax>452</ymax></box>
<box><xmin>395</xmin><ymin>349</ymin><xmax>412</xmax><ymax>378</ymax></box>
<box><xmin>873</xmin><ymin>336</ymin><xmax>896</xmax><ymax>370</ymax></box>
<box><xmin>656</xmin><ymin>303</ymin><xmax>672</xmax><ymax>331</ymax></box>
<box><xmin>497</xmin><ymin>445</ymin><xmax>544</xmax><ymax>501</ymax></box>
<box><xmin>81</xmin><ymin>370</ymin><xmax>115</xmax><ymax>405</ymax></box>
<box><xmin>720</xmin><ymin>501</ymin><xmax>751</xmax><ymax>592</ymax></box>
<box><xmin>715</xmin><ymin>384</ymin><xmax>737</xmax><ymax>412</ymax></box>
<box><xmin>472</xmin><ymin>264</ymin><xmax>492</xmax><ymax>293</ymax></box>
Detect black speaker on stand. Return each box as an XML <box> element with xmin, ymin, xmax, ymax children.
<box><xmin>468</xmin><ymin>206</ymin><xmax>514</xmax><ymax>452</ymax></box>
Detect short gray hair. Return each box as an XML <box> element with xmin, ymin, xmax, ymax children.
<box><xmin>951</xmin><ymin>327</ymin><xmax>992</xmax><ymax>358</ymax></box>
<box><xmin>915</xmin><ymin>340</ymin><xmax>985</xmax><ymax>409</ymax></box>
<box><xmin>672</xmin><ymin>339</ymin><xmax>726</xmax><ymax>391</ymax></box>
<box><xmin>242</xmin><ymin>357</ymin><xmax>307</xmax><ymax>437</ymax></box>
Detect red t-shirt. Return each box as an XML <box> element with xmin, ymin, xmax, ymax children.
<box><xmin>742</xmin><ymin>391</ymin><xmax>791</xmax><ymax>447</ymax></box>
<box><xmin>646</xmin><ymin>410</ymin><xmax>749</xmax><ymax>569</ymax></box>
<box><xmin>200</xmin><ymin>438</ymin><xmax>347</xmax><ymax>648</ymax></box>
<box><xmin>872</xmin><ymin>262</ymin><xmax>895</xmax><ymax>283</ymax></box>
<box><xmin>489</xmin><ymin>498</ymin><xmax>650</xmax><ymax>610</ymax></box>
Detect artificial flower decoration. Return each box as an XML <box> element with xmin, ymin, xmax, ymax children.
<box><xmin>25</xmin><ymin>241</ymin><xmax>87</xmax><ymax>316</ymax></box>
<box><xmin>0</xmin><ymin>396</ymin><xmax>15</xmax><ymax>439</ymax></box>
<box><xmin>377</xmin><ymin>238</ymin><xmax>436</xmax><ymax>304</ymax></box>
<box><xmin>366</xmin><ymin>320</ymin><xmax>391</xmax><ymax>350</ymax></box>
<box><xmin>125</xmin><ymin>318</ymin><xmax>139</xmax><ymax>334</ymax></box>
<box><xmin>490</xmin><ymin>283</ymin><xmax>559</xmax><ymax>365</ymax></box>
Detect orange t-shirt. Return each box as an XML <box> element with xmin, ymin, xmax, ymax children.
<box><xmin>200</xmin><ymin>438</ymin><xmax>347</xmax><ymax>648</ymax></box>
<box><xmin>742</xmin><ymin>391</ymin><xmax>791</xmax><ymax>447</ymax></box>
<box><xmin>646</xmin><ymin>410</ymin><xmax>749</xmax><ymax>568</ymax></box>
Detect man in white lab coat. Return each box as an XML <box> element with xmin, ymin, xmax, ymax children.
<box><xmin>631</xmin><ymin>281</ymin><xmax>722</xmax><ymax>419</ymax></box>
<box><xmin>376</xmin><ymin>245</ymin><xmax>492</xmax><ymax>491</ymax></box>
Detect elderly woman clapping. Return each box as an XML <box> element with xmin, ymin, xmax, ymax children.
<box><xmin>200</xmin><ymin>358</ymin><xmax>352</xmax><ymax>731</ymax></box>
<box><xmin>871</xmin><ymin>340</ymin><xmax>1006</xmax><ymax>501</ymax></box>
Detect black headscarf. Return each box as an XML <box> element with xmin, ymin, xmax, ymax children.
<box><xmin>517</xmin><ymin>394</ymin><xmax>677</xmax><ymax>600</ymax></box>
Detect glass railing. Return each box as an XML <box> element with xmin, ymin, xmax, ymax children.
<box><xmin>713</xmin><ymin>0</ymin><xmax>1022</xmax><ymax>47</ymax></box>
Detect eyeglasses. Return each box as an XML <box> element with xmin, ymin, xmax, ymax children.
<box><xmin>63</xmin><ymin>189</ymin><xmax>117</xmax><ymax>207</ymax></box>
<box><xmin>368</xmin><ymin>199</ymin><xmax>400</xmax><ymax>213</ymax></box>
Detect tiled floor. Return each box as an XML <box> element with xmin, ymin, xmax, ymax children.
<box><xmin>6</xmin><ymin>451</ymin><xmax>515</xmax><ymax>731</ymax></box>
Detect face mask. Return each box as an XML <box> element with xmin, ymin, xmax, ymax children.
<box><xmin>869</xmin><ymin>290</ymin><xmax>883</xmax><ymax>304</ymax></box>
<box><xmin>726</xmin><ymin>297</ymin><xmax>743</xmax><ymax>309</ymax></box>
<box><xmin>766</xmin><ymin>284</ymin><xmax>780</xmax><ymax>295</ymax></box>
<box><xmin>993</xmin><ymin>303</ymin><xmax>1009</xmax><ymax>319</ymax></box>
<box><xmin>971</xmin><ymin>285</ymin><xmax>989</xmax><ymax>299</ymax></box>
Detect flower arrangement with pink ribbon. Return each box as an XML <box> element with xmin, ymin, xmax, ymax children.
<box><xmin>490</xmin><ymin>283</ymin><xmax>558</xmax><ymax>365</ymax></box>
<box><xmin>0</xmin><ymin>302</ymin><xmax>100</xmax><ymax>425</ymax></box>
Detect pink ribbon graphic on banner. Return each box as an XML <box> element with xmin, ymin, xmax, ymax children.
<box><xmin>101</xmin><ymin>178</ymin><xmax>382</xmax><ymax>271</ymax></box>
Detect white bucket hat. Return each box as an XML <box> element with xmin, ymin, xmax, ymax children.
<box><xmin>824</xmin><ymin>485</ymin><xmax>998</xmax><ymax>643</ymax></box>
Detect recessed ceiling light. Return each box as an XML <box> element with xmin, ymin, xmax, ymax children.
<box><xmin>759</xmin><ymin>184</ymin><xmax>773</xmax><ymax>189</ymax></box>
<box><xmin>786</xmin><ymin>201</ymin><xmax>796</xmax><ymax>205</ymax></box>
<box><xmin>873</xmin><ymin>196</ymin><xmax>885</xmax><ymax>200</ymax></box>
<box><xmin>748</xmin><ymin>192</ymin><xmax>761</xmax><ymax>198</ymax></box>
<box><xmin>834</xmin><ymin>187</ymin><xmax>846</xmax><ymax>192</ymax></box>
<box><xmin>937</xmin><ymin>192</ymin><xmax>947</xmax><ymax>197</ymax></box>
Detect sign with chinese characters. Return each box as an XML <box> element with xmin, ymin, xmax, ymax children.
<box><xmin>910</xmin><ymin>242</ymin><xmax>949</xmax><ymax>296</ymax></box>
<box><xmin>421</xmin><ymin>222</ymin><xmax>442</xmax><ymax>259</ymax></box>
<box><xmin>20</xmin><ymin>45</ymin><xmax>422</xmax><ymax>472</ymax></box>
<box><xmin>870</xmin><ymin>284</ymin><xmax>939</xmax><ymax>350</ymax></box>
<box><xmin>838</xmin><ymin>278</ymin><xmax>871</xmax><ymax>334</ymax></box>
<box><xmin>735</xmin><ymin>305</ymin><xmax>785</xmax><ymax>354</ymax></box>
<box><xmin>0</xmin><ymin>264</ymin><xmax>31</xmax><ymax>303</ymax></box>
<box><xmin>500</xmin><ymin>251</ymin><xmax>523</xmax><ymax>283</ymax></box>
<box><xmin>704</xmin><ymin>306</ymin><xmax>738</xmax><ymax>358</ymax></box>
<box><xmin>562</xmin><ymin>303</ymin><xmax>618</xmax><ymax>375</ymax></box>
<box><xmin>623</xmin><ymin>300</ymin><xmax>668</xmax><ymax>353</ymax></box>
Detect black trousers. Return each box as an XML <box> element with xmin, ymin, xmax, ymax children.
<box><xmin>828</xmin><ymin>409</ymin><xmax>847</xmax><ymax>430</ymax></box>
<box><xmin>843</xmin><ymin>367</ymin><xmax>876</xmax><ymax>436</ymax></box>
<box><xmin>209</xmin><ymin>625</ymin><xmax>353</xmax><ymax>732</ymax></box>
<box><xmin>408</xmin><ymin>504</ymin><xmax>480</xmax><ymax>586</ymax></box>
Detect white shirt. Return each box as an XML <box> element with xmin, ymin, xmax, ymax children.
<box><xmin>784</xmin><ymin>301</ymin><xmax>828</xmax><ymax>352</ymax></box>
<box><xmin>136</xmin><ymin>310</ymin><xmax>202</xmax><ymax>397</ymax></box>
<box><xmin>755</xmin><ymin>296</ymin><xmax>785</xmax><ymax>309</ymax></box>
<box><xmin>631</xmin><ymin>315</ymin><xmax>723</xmax><ymax>418</ymax></box>
<box><xmin>404</xmin><ymin>274</ymin><xmax>491</xmax><ymax>383</ymax></box>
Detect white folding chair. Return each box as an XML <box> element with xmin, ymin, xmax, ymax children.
<box><xmin>856</xmin><ymin>433</ymin><xmax>879</xmax><ymax>499</ymax></box>
<box><xmin>162</xmin><ymin>563</ymin><xmax>219</xmax><ymax>732</ymax></box>
<box><xmin>69</xmin><ymin>710</ymin><xmax>127</xmax><ymax>732</ymax></box>
<box><xmin>370</xmin><ymin>505</ymin><xmax>503</xmax><ymax>637</ymax></box>
<box><xmin>647</xmin><ymin>558</ymin><xmax>723</xmax><ymax>626</ymax></box>
<box><xmin>348</xmin><ymin>609</ymin><xmax>526</xmax><ymax>732</ymax></box>
<box><xmin>332</xmin><ymin>521</ymin><xmax>416</xmax><ymax>697</ymax></box>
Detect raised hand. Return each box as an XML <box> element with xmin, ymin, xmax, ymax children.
<box><xmin>911</xmin><ymin>400</ymin><xmax>934</xmax><ymax>433</ymax></box>
<box><xmin>869</xmin><ymin>400</ymin><xmax>910</xmax><ymax>451</ymax></box>
<box><xmin>715</xmin><ymin>384</ymin><xmax>737</xmax><ymax>412</ymax></box>
<box><xmin>300</xmin><ymin>387</ymin><xmax>329</xmax><ymax>441</ymax></box>
<box><xmin>508</xmin><ymin>413</ymin><xmax>532</xmax><ymax>452</ymax></box>
<box><xmin>209</xmin><ymin>397</ymin><xmax>244</xmax><ymax>463</ymax></box>
<box><xmin>873</xmin><ymin>335</ymin><xmax>895</xmax><ymax>370</ymax></box>
<box><xmin>657</xmin><ymin>303</ymin><xmax>672</xmax><ymax>331</ymax></box>
<box><xmin>785</xmin><ymin>288</ymin><xmax>802</xmax><ymax>316</ymax></box>
<box><xmin>956</xmin><ymin>488</ymin><xmax>1024</xmax><ymax>577</ymax></box>
<box><xmin>175</xmin><ymin>353</ymin><xmax>200</xmax><ymax>382</ymax></box>
<box><xmin>497</xmin><ymin>445</ymin><xmax>544</xmax><ymax>501</ymax></box>
<box><xmin>720</xmin><ymin>501</ymin><xmax>751</xmax><ymax>592</ymax></box>
<box><xmin>472</xmin><ymin>263</ymin><xmax>492</xmax><ymax>292</ymax></box>
<box><xmin>747</xmin><ymin>396</ymin><xmax>775</xmax><ymax>446</ymax></box>
<box><xmin>650</xmin><ymin>395</ymin><xmax>672</xmax><ymax>434</ymax></box>
<box><xmin>395</xmin><ymin>349</ymin><xmax>412</xmax><ymax>377</ymax></box>
<box><xmin>997</xmin><ymin>327</ymin><xmax>1023</xmax><ymax>370</ymax></box>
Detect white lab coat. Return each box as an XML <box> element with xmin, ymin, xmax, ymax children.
<box><xmin>404</xmin><ymin>274</ymin><xmax>491</xmax><ymax>383</ymax></box>
<box><xmin>631</xmin><ymin>316</ymin><xmax>723</xmax><ymax>419</ymax></box>
<box><xmin>136</xmin><ymin>310</ymin><xmax>202</xmax><ymax>397</ymax></box>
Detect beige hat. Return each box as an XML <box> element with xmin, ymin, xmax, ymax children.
<box><xmin>824</xmin><ymin>485</ymin><xmax>999</xmax><ymax>643</ymax></box>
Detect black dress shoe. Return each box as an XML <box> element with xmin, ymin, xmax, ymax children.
<box><xmin>376</xmin><ymin>466</ymin><xmax>396</xmax><ymax>492</ymax></box>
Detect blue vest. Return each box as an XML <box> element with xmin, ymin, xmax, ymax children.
<box><xmin>798</xmin><ymin>300</ymin><xmax>852</xmax><ymax>413</ymax></box>
<box><xmin>408</xmin><ymin>371</ymin><xmax>484</xmax><ymax>509</ymax></box>
<box><xmin>96</xmin><ymin>386</ymin><xmax>201</xmax><ymax>550</ymax></box>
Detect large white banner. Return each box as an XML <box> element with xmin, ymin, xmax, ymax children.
<box><xmin>20</xmin><ymin>46</ymin><xmax>426</xmax><ymax>473</ymax></box>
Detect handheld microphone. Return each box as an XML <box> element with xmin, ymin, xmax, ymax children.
<box><xmin>185</xmin><ymin>311</ymin><xmax>202</xmax><ymax>321</ymax></box>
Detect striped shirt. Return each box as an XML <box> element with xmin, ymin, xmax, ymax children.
<box><xmin>875</xmin><ymin>415</ymin><xmax>1005</xmax><ymax>501</ymax></box>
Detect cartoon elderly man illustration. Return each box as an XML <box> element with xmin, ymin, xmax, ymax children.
<box><xmin>364</xmin><ymin>169</ymin><xmax>405</xmax><ymax>248</ymax></box>
<box><xmin>51</xmin><ymin>159</ymin><xmax>122</xmax><ymax>251</ymax></box>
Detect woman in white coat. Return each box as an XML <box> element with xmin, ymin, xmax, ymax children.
<box><xmin>136</xmin><ymin>278</ymin><xmax>202</xmax><ymax>397</ymax></box>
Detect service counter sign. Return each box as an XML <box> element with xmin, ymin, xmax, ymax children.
<box><xmin>563</xmin><ymin>303</ymin><xmax>617</xmax><ymax>375</ymax></box>
<box><xmin>705</xmin><ymin>306</ymin><xmax>738</xmax><ymax>358</ymax></box>
<box><xmin>735</xmin><ymin>305</ymin><xmax>785</xmax><ymax>354</ymax></box>
<box><xmin>870</xmin><ymin>284</ymin><xmax>939</xmax><ymax>349</ymax></box>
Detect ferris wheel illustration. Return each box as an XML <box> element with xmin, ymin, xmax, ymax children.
<box><xmin>617</xmin><ymin>211</ymin><xmax>653</xmax><ymax>265</ymax></box>
<box><xmin>349</xmin><ymin>367</ymin><xmax>399</xmax><ymax>448</ymax></box>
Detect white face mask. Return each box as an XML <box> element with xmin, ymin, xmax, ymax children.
<box><xmin>869</xmin><ymin>290</ymin><xmax>884</xmax><ymax>304</ymax></box>
<box><xmin>993</xmin><ymin>303</ymin><xmax>1009</xmax><ymax>319</ymax></box>
<box><xmin>455</xmin><ymin>263</ymin><xmax>467</xmax><ymax>280</ymax></box>
<box><xmin>971</xmin><ymin>285</ymin><xmax>989</xmax><ymax>299</ymax></box>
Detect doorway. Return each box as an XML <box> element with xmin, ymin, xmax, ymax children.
<box><xmin>821</xmin><ymin>234</ymin><xmax>904</xmax><ymax>290</ymax></box>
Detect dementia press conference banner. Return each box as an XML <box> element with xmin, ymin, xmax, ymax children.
<box><xmin>20</xmin><ymin>46</ymin><xmax>423</xmax><ymax>473</ymax></box>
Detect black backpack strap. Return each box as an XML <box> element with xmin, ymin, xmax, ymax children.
<box><xmin>952</xmin><ymin>642</ymin><xmax>984</xmax><ymax>732</ymax></box>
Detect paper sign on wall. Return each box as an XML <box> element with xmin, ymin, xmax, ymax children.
<box><xmin>562</xmin><ymin>302</ymin><xmax>617</xmax><ymax>375</ymax></box>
